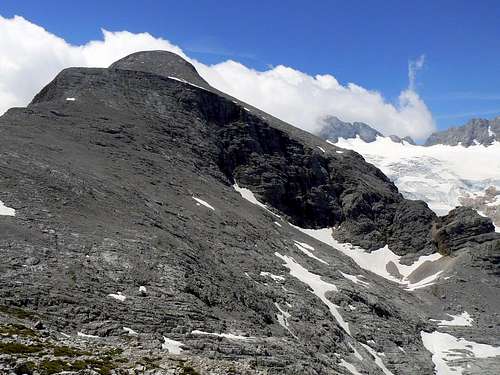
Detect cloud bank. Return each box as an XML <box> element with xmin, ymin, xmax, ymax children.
<box><xmin>0</xmin><ymin>15</ymin><xmax>435</xmax><ymax>140</ymax></box>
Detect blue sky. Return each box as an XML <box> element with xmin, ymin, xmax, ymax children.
<box><xmin>1</xmin><ymin>0</ymin><xmax>500</xmax><ymax>131</ymax></box>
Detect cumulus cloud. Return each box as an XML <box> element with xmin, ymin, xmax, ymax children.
<box><xmin>0</xmin><ymin>15</ymin><xmax>435</xmax><ymax>140</ymax></box>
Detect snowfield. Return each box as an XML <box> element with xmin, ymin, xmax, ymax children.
<box><xmin>333</xmin><ymin>136</ymin><xmax>500</xmax><ymax>223</ymax></box>
<box><xmin>421</xmin><ymin>331</ymin><xmax>500</xmax><ymax>374</ymax></box>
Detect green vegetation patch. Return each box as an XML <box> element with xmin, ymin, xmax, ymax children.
<box><xmin>0</xmin><ymin>341</ymin><xmax>44</xmax><ymax>354</ymax></box>
<box><xmin>39</xmin><ymin>360</ymin><xmax>71</xmax><ymax>375</ymax></box>
<box><xmin>100</xmin><ymin>347</ymin><xmax>123</xmax><ymax>357</ymax></box>
<box><xmin>0</xmin><ymin>323</ymin><xmax>37</xmax><ymax>337</ymax></box>
<box><xmin>39</xmin><ymin>358</ymin><xmax>119</xmax><ymax>375</ymax></box>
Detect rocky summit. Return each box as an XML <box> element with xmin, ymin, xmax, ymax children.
<box><xmin>1</xmin><ymin>51</ymin><xmax>499</xmax><ymax>375</ymax></box>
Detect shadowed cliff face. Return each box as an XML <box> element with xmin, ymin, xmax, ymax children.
<box><xmin>1</xmin><ymin>51</ymin><xmax>499</xmax><ymax>374</ymax></box>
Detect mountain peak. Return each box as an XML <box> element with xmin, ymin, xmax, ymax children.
<box><xmin>109</xmin><ymin>50</ymin><xmax>211</xmax><ymax>89</ymax></box>
<box><xmin>316</xmin><ymin>115</ymin><xmax>382</xmax><ymax>143</ymax></box>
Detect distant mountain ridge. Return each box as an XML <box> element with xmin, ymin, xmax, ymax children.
<box><xmin>317</xmin><ymin>116</ymin><xmax>383</xmax><ymax>143</ymax></box>
<box><xmin>425</xmin><ymin>116</ymin><xmax>500</xmax><ymax>147</ymax></box>
<box><xmin>317</xmin><ymin>116</ymin><xmax>416</xmax><ymax>144</ymax></box>
<box><xmin>316</xmin><ymin>115</ymin><xmax>500</xmax><ymax>147</ymax></box>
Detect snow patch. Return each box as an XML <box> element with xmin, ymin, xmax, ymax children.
<box><xmin>274</xmin><ymin>221</ymin><xmax>282</xmax><ymax>227</ymax></box>
<box><xmin>293</xmin><ymin>241</ymin><xmax>315</xmax><ymax>251</ymax></box>
<box><xmin>192</xmin><ymin>196</ymin><xmax>215</xmax><ymax>210</ymax></box>
<box><xmin>233</xmin><ymin>183</ymin><xmax>280</xmax><ymax>217</ymax></box>
<box><xmin>275</xmin><ymin>252</ymin><xmax>350</xmax><ymax>335</ymax></box>
<box><xmin>123</xmin><ymin>327</ymin><xmax>138</xmax><ymax>335</ymax></box>
<box><xmin>293</xmin><ymin>241</ymin><xmax>328</xmax><ymax>265</ymax></box>
<box><xmin>0</xmin><ymin>201</ymin><xmax>15</xmax><ymax>216</ymax></box>
<box><xmin>421</xmin><ymin>330</ymin><xmax>500</xmax><ymax>375</ymax></box>
<box><xmin>66</xmin><ymin>97</ymin><xmax>76</xmax><ymax>101</ymax></box>
<box><xmin>349</xmin><ymin>342</ymin><xmax>363</xmax><ymax>361</ymax></box>
<box><xmin>167</xmin><ymin>76</ymin><xmax>208</xmax><ymax>91</ymax></box>
<box><xmin>191</xmin><ymin>330</ymin><xmax>254</xmax><ymax>340</ymax></box>
<box><xmin>274</xmin><ymin>302</ymin><xmax>296</xmax><ymax>338</ymax></box>
<box><xmin>405</xmin><ymin>270</ymin><xmax>444</xmax><ymax>291</ymax></box>
<box><xmin>317</xmin><ymin>146</ymin><xmax>326</xmax><ymax>153</ymax></box>
<box><xmin>162</xmin><ymin>336</ymin><xmax>184</xmax><ymax>354</ymax></box>
<box><xmin>260</xmin><ymin>271</ymin><xmax>285</xmax><ymax>281</ymax></box>
<box><xmin>339</xmin><ymin>271</ymin><xmax>369</xmax><ymax>287</ymax></box>
<box><xmin>430</xmin><ymin>312</ymin><xmax>473</xmax><ymax>327</ymax></box>
<box><xmin>340</xmin><ymin>360</ymin><xmax>362</xmax><ymax>375</ymax></box>
<box><xmin>274</xmin><ymin>303</ymin><xmax>291</xmax><ymax>328</ymax></box>
<box><xmin>360</xmin><ymin>343</ymin><xmax>394</xmax><ymax>375</ymax></box>
<box><xmin>77</xmin><ymin>331</ymin><xmax>99</xmax><ymax>338</ymax></box>
<box><xmin>108</xmin><ymin>292</ymin><xmax>126</xmax><ymax>302</ymax></box>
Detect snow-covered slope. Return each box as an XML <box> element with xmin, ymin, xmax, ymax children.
<box><xmin>328</xmin><ymin>136</ymin><xmax>500</xmax><ymax>228</ymax></box>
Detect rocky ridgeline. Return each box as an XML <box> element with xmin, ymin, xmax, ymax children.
<box><xmin>425</xmin><ymin>117</ymin><xmax>500</xmax><ymax>147</ymax></box>
<box><xmin>0</xmin><ymin>51</ymin><xmax>499</xmax><ymax>374</ymax></box>
<box><xmin>317</xmin><ymin>116</ymin><xmax>415</xmax><ymax>145</ymax></box>
<box><xmin>317</xmin><ymin>114</ymin><xmax>500</xmax><ymax>148</ymax></box>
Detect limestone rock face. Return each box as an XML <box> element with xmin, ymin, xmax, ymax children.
<box><xmin>1</xmin><ymin>51</ymin><xmax>499</xmax><ymax>374</ymax></box>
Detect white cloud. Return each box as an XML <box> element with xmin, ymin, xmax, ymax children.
<box><xmin>408</xmin><ymin>54</ymin><xmax>425</xmax><ymax>91</ymax></box>
<box><xmin>0</xmin><ymin>15</ymin><xmax>436</xmax><ymax>140</ymax></box>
